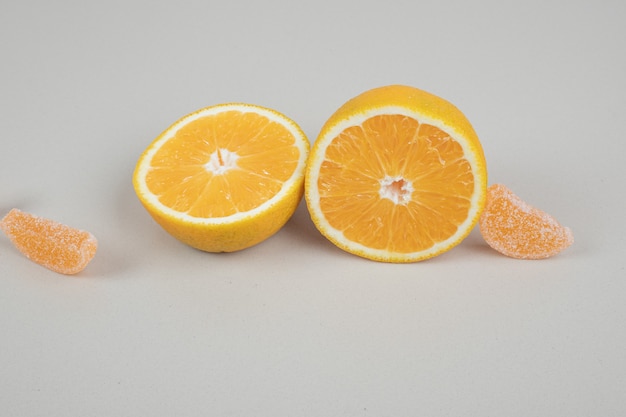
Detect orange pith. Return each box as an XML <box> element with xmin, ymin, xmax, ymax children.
<box><xmin>0</xmin><ymin>209</ymin><xmax>97</xmax><ymax>274</ymax></box>
<box><xmin>319</xmin><ymin>114</ymin><xmax>475</xmax><ymax>253</ymax></box>
<box><xmin>144</xmin><ymin>110</ymin><xmax>299</xmax><ymax>218</ymax></box>
<box><xmin>479</xmin><ymin>184</ymin><xmax>574</xmax><ymax>259</ymax></box>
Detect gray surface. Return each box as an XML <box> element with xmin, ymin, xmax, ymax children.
<box><xmin>1</xmin><ymin>1</ymin><xmax>625</xmax><ymax>416</ymax></box>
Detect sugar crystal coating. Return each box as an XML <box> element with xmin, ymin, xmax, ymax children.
<box><xmin>479</xmin><ymin>184</ymin><xmax>573</xmax><ymax>259</ymax></box>
<box><xmin>0</xmin><ymin>208</ymin><xmax>97</xmax><ymax>274</ymax></box>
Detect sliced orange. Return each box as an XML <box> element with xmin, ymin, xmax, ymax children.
<box><xmin>132</xmin><ymin>103</ymin><xmax>309</xmax><ymax>252</ymax></box>
<box><xmin>305</xmin><ymin>85</ymin><xmax>488</xmax><ymax>262</ymax></box>
<box><xmin>0</xmin><ymin>208</ymin><xmax>98</xmax><ymax>274</ymax></box>
<box><xmin>479</xmin><ymin>184</ymin><xmax>574</xmax><ymax>259</ymax></box>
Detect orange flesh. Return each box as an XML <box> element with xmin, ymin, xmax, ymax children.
<box><xmin>0</xmin><ymin>209</ymin><xmax>97</xmax><ymax>274</ymax></box>
<box><xmin>479</xmin><ymin>184</ymin><xmax>574</xmax><ymax>259</ymax></box>
<box><xmin>146</xmin><ymin>111</ymin><xmax>299</xmax><ymax>218</ymax></box>
<box><xmin>318</xmin><ymin>114</ymin><xmax>475</xmax><ymax>253</ymax></box>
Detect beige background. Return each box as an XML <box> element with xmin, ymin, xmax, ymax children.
<box><xmin>1</xmin><ymin>0</ymin><xmax>625</xmax><ymax>415</ymax></box>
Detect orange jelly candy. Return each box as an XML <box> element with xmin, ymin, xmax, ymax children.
<box><xmin>1</xmin><ymin>208</ymin><xmax>97</xmax><ymax>274</ymax></box>
<box><xmin>479</xmin><ymin>184</ymin><xmax>574</xmax><ymax>259</ymax></box>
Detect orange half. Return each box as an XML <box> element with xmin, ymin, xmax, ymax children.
<box><xmin>305</xmin><ymin>85</ymin><xmax>487</xmax><ymax>262</ymax></box>
<box><xmin>133</xmin><ymin>103</ymin><xmax>309</xmax><ymax>252</ymax></box>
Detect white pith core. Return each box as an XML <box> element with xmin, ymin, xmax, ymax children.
<box><xmin>379</xmin><ymin>176</ymin><xmax>414</xmax><ymax>205</ymax></box>
<box><xmin>205</xmin><ymin>148</ymin><xmax>239</xmax><ymax>174</ymax></box>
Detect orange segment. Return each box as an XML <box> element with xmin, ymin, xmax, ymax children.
<box><xmin>305</xmin><ymin>85</ymin><xmax>487</xmax><ymax>262</ymax></box>
<box><xmin>479</xmin><ymin>184</ymin><xmax>574</xmax><ymax>259</ymax></box>
<box><xmin>0</xmin><ymin>209</ymin><xmax>97</xmax><ymax>274</ymax></box>
<box><xmin>133</xmin><ymin>103</ymin><xmax>309</xmax><ymax>252</ymax></box>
